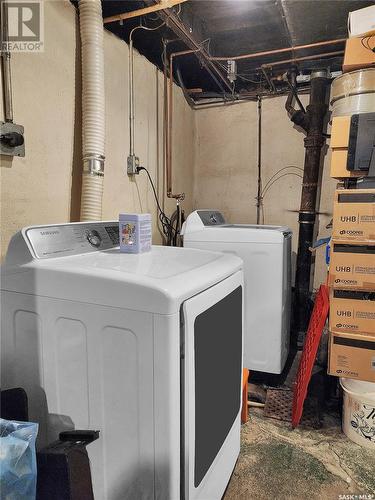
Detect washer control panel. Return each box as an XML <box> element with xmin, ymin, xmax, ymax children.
<box><xmin>25</xmin><ymin>222</ymin><xmax>120</xmax><ymax>259</ymax></box>
<box><xmin>197</xmin><ymin>210</ymin><xmax>226</xmax><ymax>226</ymax></box>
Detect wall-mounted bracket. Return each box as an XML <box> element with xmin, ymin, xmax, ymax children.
<box><xmin>0</xmin><ymin>121</ymin><xmax>25</xmax><ymax>157</ymax></box>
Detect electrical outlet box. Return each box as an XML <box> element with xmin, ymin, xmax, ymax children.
<box><xmin>127</xmin><ymin>154</ymin><xmax>140</xmax><ymax>175</ymax></box>
<box><xmin>0</xmin><ymin>121</ymin><xmax>25</xmax><ymax>157</ymax></box>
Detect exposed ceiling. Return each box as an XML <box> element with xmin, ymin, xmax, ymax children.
<box><xmin>102</xmin><ymin>0</ymin><xmax>374</xmax><ymax>99</ymax></box>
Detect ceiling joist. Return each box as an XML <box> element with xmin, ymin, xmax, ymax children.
<box><xmin>103</xmin><ymin>0</ymin><xmax>188</xmax><ymax>25</ymax></box>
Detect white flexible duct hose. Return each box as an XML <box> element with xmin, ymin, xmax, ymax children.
<box><xmin>78</xmin><ymin>0</ymin><xmax>105</xmax><ymax>221</ymax></box>
<box><xmin>80</xmin><ymin>174</ymin><xmax>104</xmax><ymax>220</ymax></box>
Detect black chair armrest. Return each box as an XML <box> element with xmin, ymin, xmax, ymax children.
<box><xmin>36</xmin><ymin>430</ymin><xmax>100</xmax><ymax>500</ymax></box>
<box><xmin>0</xmin><ymin>387</ymin><xmax>29</xmax><ymax>421</ymax></box>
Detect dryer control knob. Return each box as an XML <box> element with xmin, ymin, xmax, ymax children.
<box><xmin>86</xmin><ymin>230</ymin><xmax>102</xmax><ymax>248</ymax></box>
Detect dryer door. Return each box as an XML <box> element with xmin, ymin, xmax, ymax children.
<box><xmin>181</xmin><ymin>271</ymin><xmax>243</xmax><ymax>500</ymax></box>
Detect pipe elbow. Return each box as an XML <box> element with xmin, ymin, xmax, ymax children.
<box><xmin>285</xmin><ymin>91</ymin><xmax>294</xmax><ymax>114</ymax></box>
<box><xmin>290</xmin><ymin>110</ymin><xmax>309</xmax><ymax>132</ymax></box>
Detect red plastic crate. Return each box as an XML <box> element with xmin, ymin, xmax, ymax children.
<box><xmin>292</xmin><ymin>284</ymin><xmax>330</xmax><ymax>428</ymax></box>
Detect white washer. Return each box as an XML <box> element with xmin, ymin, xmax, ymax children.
<box><xmin>1</xmin><ymin>221</ymin><xmax>244</xmax><ymax>500</ymax></box>
<box><xmin>182</xmin><ymin>210</ymin><xmax>292</xmax><ymax>374</ymax></box>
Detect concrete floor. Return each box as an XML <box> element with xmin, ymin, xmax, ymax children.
<box><xmin>224</xmin><ymin>408</ymin><xmax>375</xmax><ymax>500</ymax></box>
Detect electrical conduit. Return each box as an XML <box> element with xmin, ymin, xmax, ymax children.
<box><xmin>78</xmin><ymin>0</ymin><xmax>105</xmax><ymax>221</ymax></box>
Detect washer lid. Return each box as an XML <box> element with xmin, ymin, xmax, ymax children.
<box><xmin>182</xmin><ymin>210</ymin><xmax>291</xmax><ymax>243</ymax></box>
<box><xmin>3</xmin><ymin>224</ymin><xmax>243</xmax><ymax>314</ymax></box>
<box><xmin>184</xmin><ymin>224</ymin><xmax>291</xmax><ymax>243</ymax></box>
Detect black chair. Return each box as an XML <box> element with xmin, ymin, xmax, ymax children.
<box><xmin>1</xmin><ymin>388</ymin><xmax>99</xmax><ymax>500</ymax></box>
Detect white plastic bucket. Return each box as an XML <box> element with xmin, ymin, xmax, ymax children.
<box><xmin>340</xmin><ymin>378</ymin><xmax>375</xmax><ymax>449</ymax></box>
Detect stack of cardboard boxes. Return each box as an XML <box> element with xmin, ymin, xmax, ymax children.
<box><xmin>343</xmin><ymin>5</ymin><xmax>375</xmax><ymax>73</ymax></box>
<box><xmin>328</xmin><ymin>187</ymin><xmax>375</xmax><ymax>382</ymax></box>
<box><xmin>327</xmin><ymin>5</ymin><xmax>375</xmax><ymax>383</ymax></box>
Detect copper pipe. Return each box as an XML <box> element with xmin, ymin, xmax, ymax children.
<box><xmin>163</xmin><ymin>43</ymin><xmax>344</xmax><ymax>198</ymax></box>
<box><xmin>161</xmin><ymin>39</ymin><xmax>180</xmax><ymax>212</ymax></box>
<box><xmin>209</xmin><ymin>38</ymin><xmax>346</xmax><ymax>61</ymax></box>
<box><xmin>166</xmin><ymin>49</ymin><xmax>197</xmax><ymax>199</ymax></box>
<box><xmin>260</xmin><ymin>50</ymin><xmax>344</xmax><ymax>68</ymax></box>
<box><xmin>163</xmin><ymin>44</ymin><xmax>169</xmax><ymax>206</ymax></box>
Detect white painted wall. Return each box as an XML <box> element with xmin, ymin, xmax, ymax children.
<box><xmin>0</xmin><ymin>0</ymin><xmax>336</xmax><ymax>292</ymax></box>
<box><xmin>193</xmin><ymin>95</ymin><xmax>337</xmax><ymax>288</ymax></box>
<box><xmin>0</xmin><ymin>0</ymin><xmax>195</xmax><ymax>259</ymax></box>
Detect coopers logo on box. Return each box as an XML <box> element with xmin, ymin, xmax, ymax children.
<box><xmin>339</xmin><ymin>229</ymin><xmax>363</xmax><ymax>236</ymax></box>
<box><xmin>336</xmin><ymin>369</ymin><xmax>358</xmax><ymax>377</ymax></box>
<box><xmin>336</xmin><ymin>323</ymin><xmax>358</xmax><ymax>330</ymax></box>
<box><xmin>334</xmin><ymin>278</ymin><xmax>357</xmax><ymax>285</ymax></box>
<box><xmin>1</xmin><ymin>0</ymin><xmax>44</xmax><ymax>52</ymax></box>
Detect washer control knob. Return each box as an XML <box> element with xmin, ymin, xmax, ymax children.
<box><xmin>86</xmin><ymin>230</ymin><xmax>102</xmax><ymax>247</ymax></box>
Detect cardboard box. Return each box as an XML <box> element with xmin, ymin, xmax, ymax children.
<box><xmin>331</xmin><ymin>150</ymin><xmax>364</xmax><ymax>179</ymax></box>
<box><xmin>348</xmin><ymin>5</ymin><xmax>375</xmax><ymax>38</ymax></box>
<box><xmin>329</xmin><ymin>239</ymin><xmax>375</xmax><ymax>290</ymax></box>
<box><xmin>328</xmin><ymin>331</ymin><xmax>375</xmax><ymax>383</ymax></box>
<box><xmin>330</xmin><ymin>117</ymin><xmax>363</xmax><ymax>179</ymax></box>
<box><xmin>343</xmin><ymin>37</ymin><xmax>375</xmax><ymax>73</ymax></box>
<box><xmin>331</xmin><ymin>116</ymin><xmax>350</xmax><ymax>149</ymax></box>
<box><xmin>329</xmin><ymin>288</ymin><xmax>375</xmax><ymax>335</ymax></box>
<box><xmin>332</xmin><ymin>188</ymin><xmax>375</xmax><ymax>241</ymax></box>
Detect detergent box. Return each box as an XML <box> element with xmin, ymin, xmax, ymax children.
<box><xmin>119</xmin><ymin>213</ymin><xmax>152</xmax><ymax>253</ymax></box>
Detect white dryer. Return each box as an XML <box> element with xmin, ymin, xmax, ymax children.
<box><xmin>182</xmin><ymin>210</ymin><xmax>292</xmax><ymax>374</ymax></box>
<box><xmin>1</xmin><ymin>221</ymin><xmax>244</xmax><ymax>500</ymax></box>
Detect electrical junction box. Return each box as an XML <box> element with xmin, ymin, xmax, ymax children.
<box><xmin>328</xmin><ymin>331</ymin><xmax>375</xmax><ymax>383</ymax></box>
<box><xmin>0</xmin><ymin>121</ymin><xmax>25</xmax><ymax>157</ymax></box>
<box><xmin>329</xmin><ymin>239</ymin><xmax>375</xmax><ymax>290</ymax></box>
<box><xmin>329</xmin><ymin>288</ymin><xmax>375</xmax><ymax>336</ymax></box>
<box><xmin>332</xmin><ymin>188</ymin><xmax>375</xmax><ymax>241</ymax></box>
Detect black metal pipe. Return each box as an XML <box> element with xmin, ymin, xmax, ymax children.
<box><xmin>293</xmin><ymin>71</ymin><xmax>329</xmax><ymax>343</ymax></box>
<box><xmin>286</xmin><ymin>80</ymin><xmax>306</xmax><ymax>114</ymax></box>
<box><xmin>285</xmin><ymin>68</ymin><xmax>309</xmax><ymax>132</ymax></box>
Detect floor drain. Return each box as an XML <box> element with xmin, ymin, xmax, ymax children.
<box><xmin>264</xmin><ymin>388</ymin><xmax>320</xmax><ymax>428</ymax></box>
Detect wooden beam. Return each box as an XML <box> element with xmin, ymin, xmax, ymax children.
<box><xmin>103</xmin><ymin>0</ymin><xmax>188</xmax><ymax>25</ymax></box>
